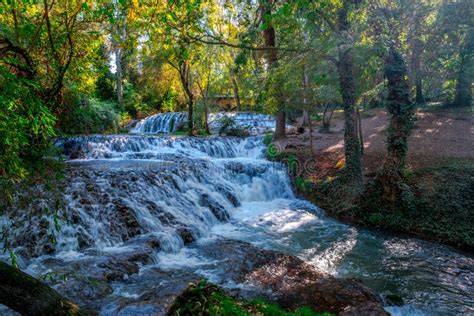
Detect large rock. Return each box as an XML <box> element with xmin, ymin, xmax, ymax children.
<box><xmin>198</xmin><ymin>239</ymin><xmax>388</xmax><ymax>315</ymax></box>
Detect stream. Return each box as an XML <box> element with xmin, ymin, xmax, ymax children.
<box><xmin>1</xmin><ymin>112</ymin><xmax>473</xmax><ymax>315</ymax></box>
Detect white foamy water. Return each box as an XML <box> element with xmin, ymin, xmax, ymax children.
<box><xmin>130</xmin><ymin>111</ymin><xmax>286</xmax><ymax>135</ymax></box>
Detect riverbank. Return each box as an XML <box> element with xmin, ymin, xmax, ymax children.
<box><xmin>273</xmin><ymin>106</ymin><xmax>474</xmax><ymax>251</ymax></box>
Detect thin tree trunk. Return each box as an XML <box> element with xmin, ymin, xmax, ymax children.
<box><xmin>357</xmin><ymin>106</ymin><xmax>364</xmax><ymax>155</ymax></box>
<box><xmin>178</xmin><ymin>61</ymin><xmax>194</xmax><ymax>133</ymax></box>
<box><xmin>197</xmin><ymin>81</ymin><xmax>210</xmax><ymax>134</ymax></box>
<box><xmin>301</xmin><ymin>64</ymin><xmax>310</xmax><ymax>127</ymax></box>
<box><xmin>231</xmin><ymin>76</ymin><xmax>241</xmax><ymax>111</ymax></box>
<box><xmin>454</xmin><ymin>27</ymin><xmax>473</xmax><ymax>107</ymax></box>
<box><xmin>411</xmin><ymin>38</ymin><xmax>425</xmax><ymax>105</ymax></box>
<box><xmin>261</xmin><ymin>0</ymin><xmax>286</xmax><ymax>140</ymax></box>
<box><xmin>203</xmin><ymin>100</ymin><xmax>209</xmax><ymax>134</ymax></box>
<box><xmin>188</xmin><ymin>98</ymin><xmax>194</xmax><ymax>133</ymax></box>
<box><xmin>336</xmin><ymin>0</ymin><xmax>363</xmax><ymax>186</ymax></box>
<box><xmin>114</xmin><ymin>18</ymin><xmax>127</xmax><ymax>106</ymax></box>
<box><xmin>115</xmin><ymin>48</ymin><xmax>123</xmax><ymax>105</ymax></box>
<box><xmin>0</xmin><ymin>262</ymin><xmax>92</xmax><ymax>316</ymax></box>
<box><xmin>308</xmin><ymin>112</ymin><xmax>315</xmax><ymax>156</ymax></box>
<box><xmin>379</xmin><ymin>47</ymin><xmax>415</xmax><ymax>204</ymax></box>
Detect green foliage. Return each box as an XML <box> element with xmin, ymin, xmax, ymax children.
<box><xmin>215</xmin><ymin>115</ymin><xmax>248</xmax><ymax>137</ymax></box>
<box><xmin>59</xmin><ymin>99</ymin><xmax>119</xmax><ymax>135</ymax></box>
<box><xmin>0</xmin><ymin>67</ymin><xmax>56</xmax><ymax>181</ymax></box>
<box><xmin>353</xmin><ymin>162</ymin><xmax>474</xmax><ymax>250</ymax></box>
<box><xmin>295</xmin><ymin>176</ymin><xmax>311</xmax><ymax>193</ymax></box>
<box><xmin>168</xmin><ymin>280</ymin><xmax>330</xmax><ymax>316</ymax></box>
<box><xmin>263</xmin><ymin>133</ymin><xmax>273</xmax><ymax>146</ymax></box>
<box><xmin>96</xmin><ymin>73</ymin><xmax>116</xmax><ymax>101</ymax></box>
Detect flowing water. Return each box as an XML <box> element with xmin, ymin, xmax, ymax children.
<box><xmin>131</xmin><ymin>111</ymin><xmax>280</xmax><ymax>135</ymax></box>
<box><xmin>1</xmin><ymin>114</ymin><xmax>473</xmax><ymax>315</ymax></box>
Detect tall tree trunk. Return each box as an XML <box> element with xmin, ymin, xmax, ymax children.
<box><xmin>454</xmin><ymin>28</ymin><xmax>473</xmax><ymax>107</ymax></box>
<box><xmin>187</xmin><ymin>98</ymin><xmax>194</xmax><ymax>133</ymax></box>
<box><xmin>0</xmin><ymin>262</ymin><xmax>92</xmax><ymax>316</ymax></box>
<box><xmin>356</xmin><ymin>106</ymin><xmax>364</xmax><ymax>155</ymax></box>
<box><xmin>336</xmin><ymin>0</ymin><xmax>363</xmax><ymax>186</ymax></box>
<box><xmin>115</xmin><ymin>48</ymin><xmax>123</xmax><ymax>105</ymax></box>
<box><xmin>203</xmin><ymin>100</ymin><xmax>209</xmax><ymax>134</ymax></box>
<box><xmin>114</xmin><ymin>18</ymin><xmax>127</xmax><ymax>106</ymax></box>
<box><xmin>197</xmin><ymin>81</ymin><xmax>211</xmax><ymax>134</ymax></box>
<box><xmin>411</xmin><ymin>38</ymin><xmax>425</xmax><ymax>105</ymax></box>
<box><xmin>301</xmin><ymin>64</ymin><xmax>311</xmax><ymax>127</ymax></box>
<box><xmin>379</xmin><ymin>47</ymin><xmax>415</xmax><ymax>204</ymax></box>
<box><xmin>231</xmin><ymin>76</ymin><xmax>241</xmax><ymax>111</ymax></box>
<box><xmin>261</xmin><ymin>0</ymin><xmax>286</xmax><ymax>140</ymax></box>
<box><xmin>179</xmin><ymin>61</ymin><xmax>194</xmax><ymax>133</ymax></box>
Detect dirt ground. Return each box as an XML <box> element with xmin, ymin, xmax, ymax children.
<box><xmin>277</xmin><ymin>107</ymin><xmax>473</xmax><ymax>179</ymax></box>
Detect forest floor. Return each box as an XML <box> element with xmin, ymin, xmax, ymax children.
<box><xmin>274</xmin><ymin>105</ymin><xmax>474</xmax><ymax>251</ymax></box>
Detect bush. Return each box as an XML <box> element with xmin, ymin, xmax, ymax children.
<box><xmin>168</xmin><ymin>281</ymin><xmax>329</xmax><ymax>316</ymax></box>
<box><xmin>95</xmin><ymin>73</ymin><xmax>115</xmax><ymax>101</ymax></box>
<box><xmin>215</xmin><ymin>116</ymin><xmax>248</xmax><ymax>137</ymax></box>
<box><xmin>263</xmin><ymin>133</ymin><xmax>273</xmax><ymax>146</ymax></box>
<box><xmin>59</xmin><ymin>99</ymin><xmax>119</xmax><ymax>135</ymax></box>
<box><xmin>0</xmin><ymin>67</ymin><xmax>56</xmax><ymax>181</ymax></box>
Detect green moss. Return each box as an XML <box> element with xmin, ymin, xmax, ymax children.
<box><xmin>168</xmin><ymin>281</ymin><xmax>331</xmax><ymax>316</ymax></box>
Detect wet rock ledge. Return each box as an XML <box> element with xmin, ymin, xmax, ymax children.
<box><xmin>88</xmin><ymin>239</ymin><xmax>387</xmax><ymax>315</ymax></box>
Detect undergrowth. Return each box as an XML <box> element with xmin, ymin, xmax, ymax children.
<box><xmin>168</xmin><ymin>281</ymin><xmax>331</xmax><ymax>316</ymax></box>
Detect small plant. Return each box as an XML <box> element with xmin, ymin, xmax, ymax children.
<box><xmin>218</xmin><ymin>116</ymin><xmax>236</xmax><ymax>135</ymax></box>
<box><xmin>263</xmin><ymin>133</ymin><xmax>273</xmax><ymax>146</ymax></box>
<box><xmin>168</xmin><ymin>281</ymin><xmax>330</xmax><ymax>316</ymax></box>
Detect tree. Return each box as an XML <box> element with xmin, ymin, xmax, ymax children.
<box><xmin>335</xmin><ymin>0</ymin><xmax>364</xmax><ymax>187</ymax></box>
<box><xmin>260</xmin><ymin>0</ymin><xmax>286</xmax><ymax>140</ymax></box>
<box><xmin>378</xmin><ymin>47</ymin><xmax>416</xmax><ymax>204</ymax></box>
<box><xmin>0</xmin><ymin>262</ymin><xmax>91</xmax><ymax>315</ymax></box>
<box><xmin>168</xmin><ymin>57</ymin><xmax>195</xmax><ymax>133</ymax></box>
<box><xmin>0</xmin><ymin>0</ymin><xmax>100</xmax><ymax>181</ymax></box>
<box><xmin>454</xmin><ymin>26</ymin><xmax>473</xmax><ymax>107</ymax></box>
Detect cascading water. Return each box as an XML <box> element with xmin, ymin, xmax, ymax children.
<box><xmin>1</xmin><ymin>131</ymin><xmax>473</xmax><ymax>315</ymax></box>
<box><xmin>131</xmin><ymin>112</ymin><xmax>187</xmax><ymax>133</ymax></box>
<box><xmin>130</xmin><ymin>111</ymin><xmax>287</xmax><ymax>135</ymax></box>
<box><xmin>208</xmin><ymin>112</ymin><xmax>281</xmax><ymax>135</ymax></box>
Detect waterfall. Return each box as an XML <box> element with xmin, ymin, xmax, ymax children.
<box><xmin>14</xmin><ymin>135</ymin><xmax>293</xmax><ymax>257</ymax></box>
<box><xmin>2</xmin><ymin>125</ymin><xmax>472</xmax><ymax>315</ymax></box>
<box><xmin>131</xmin><ymin>112</ymin><xmax>187</xmax><ymax>133</ymax></box>
<box><xmin>208</xmin><ymin>112</ymin><xmax>279</xmax><ymax>135</ymax></box>
<box><xmin>130</xmin><ymin>111</ymin><xmax>287</xmax><ymax>135</ymax></box>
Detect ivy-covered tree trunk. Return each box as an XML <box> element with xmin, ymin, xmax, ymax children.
<box><xmin>379</xmin><ymin>47</ymin><xmax>416</xmax><ymax>204</ymax></box>
<box><xmin>0</xmin><ymin>262</ymin><xmax>92</xmax><ymax>315</ymax></box>
<box><xmin>454</xmin><ymin>27</ymin><xmax>473</xmax><ymax>107</ymax></box>
<box><xmin>336</xmin><ymin>0</ymin><xmax>363</xmax><ymax>187</ymax></box>
<box><xmin>261</xmin><ymin>0</ymin><xmax>286</xmax><ymax>140</ymax></box>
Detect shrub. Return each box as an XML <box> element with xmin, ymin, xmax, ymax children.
<box><xmin>216</xmin><ymin>116</ymin><xmax>249</xmax><ymax>137</ymax></box>
<box><xmin>0</xmin><ymin>67</ymin><xmax>56</xmax><ymax>181</ymax></box>
<box><xmin>168</xmin><ymin>281</ymin><xmax>329</xmax><ymax>316</ymax></box>
<box><xmin>59</xmin><ymin>99</ymin><xmax>119</xmax><ymax>135</ymax></box>
<box><xmin>263</xmin><ymin>133</ymin><xmax>273</xmax><ymax>146</ymax></box>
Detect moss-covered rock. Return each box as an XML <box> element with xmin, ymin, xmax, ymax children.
<box><xmin>167</xmin><ymin>280</ymin><xmax>330</xmax><ymax>316</ymax></box>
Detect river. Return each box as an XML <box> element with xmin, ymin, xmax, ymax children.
<box><xmin>1</xmin><ymin>113</ymin><xmax>472</xmax><ymax>315</ymax></box>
